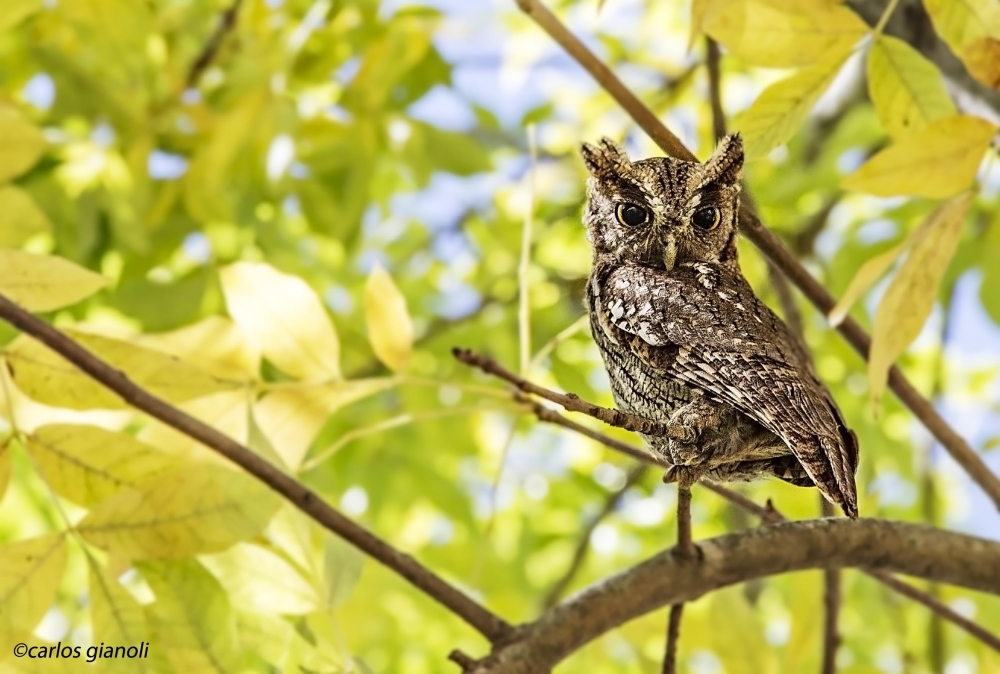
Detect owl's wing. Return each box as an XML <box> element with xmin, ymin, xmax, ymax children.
<box><xmin>595</xmin><ymin>262</ymin><xmax>858</xmax><ymax>516</ymax></box>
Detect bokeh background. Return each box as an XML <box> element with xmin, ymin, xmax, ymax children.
<box><xmin>1</xmin><ymin>0</ymin><xmax>999</xmax><ymax>672</ymax></box>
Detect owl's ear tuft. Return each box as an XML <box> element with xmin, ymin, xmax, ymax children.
<box><xmin>698</xmin><ymin>133</ymin><xmax>744</xmax><ymax>189</ymax></box>
<box><xmin>581</xmin><ymin>137</ymin><xmax>631</xmax><ymax>176</ymax></box>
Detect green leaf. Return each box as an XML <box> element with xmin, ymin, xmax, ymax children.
<box><xmin>322</xmin><ymin>535</ymin><xmax>365</xmax><ymax>609</ymax></box>
<box><xmin>0</xmin><ymin>104</ymin><xmax>45</xmax><ymax>182</ymax></box>
<box><xmin>220</xmin><ymin>262</ymin><xmax>342</xmax><ymax>382</ymax></box>
<box><xmin>89</xmin><ymin>564</ymin><xmax>160</xmax><ymax>674</ymax></box>
<box><xmin>201</xmin><ymin>543</ymin><xmax>319</xmax><ymax>615</ymax></box>
<box><xmin>78</xmin><ymin>464</ymin><xmax>281</xmax><ymax>558</ymax></box>
<box><xmin>0</xmin><ymin>186</ymin><xmax>52</xmax><ymax>248</ymax></box>
<box><xmin>867</xmin><ymin>36</ymin><xmax>956</xmax><ymax>139</ymax></box>
<box><xmin>401</xmin><ymin>121</ymin><xmax>492</xmax><ymax>178</ymax></box>
<box><xmin>27</xmin><ymin>424</ymin><xmax>177</xmax><ymax>507</ymax></box>
<box><xmin>0</xmin><ymin>0</ymin><xmax>43</xmax><ymax>33</ymax></box>
<box><xmin>0</xmin><ymin>249</ymin><xmax>108</xmax><ymax>312</ymax></box>
<box><xmin>737</xmin><ymin>51</ymin><xmax>848</xmax><ymax>159</ymax></box>
<box><xmin>141</xmin><ymin>559</ymin><xmax>241</xmax><ymax>673</ymax></box>
<box><xmin>365</xmin><ymin>265</ymin><xmax>413</xmax><ymax>372</ymax></box>
<box><xmin>869</xmin><ymin>194</ymin><xmax>972</xmax><ymax>410</ymax></box>
<box><xmin>0</xmin><ymin>534</ymin><xmax>67</xmax><ymax>642</ymax></box>
<box><xmin>6</xmin><ymin>331</ymin><xmax>235</xmax><ymax>410</ymax></box>
<box><xmin>842</xmin><ymin>115</ymin><xmax>997</xmax><ymax>197</ymax></box>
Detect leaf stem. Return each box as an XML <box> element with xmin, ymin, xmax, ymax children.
<box><xmin>873</xmin><ymin>0</ymin><xmax>902</xmax><ymax>37</ymax></box>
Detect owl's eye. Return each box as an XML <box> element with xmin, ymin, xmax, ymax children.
<box><xmin>615</xmin><ymin>203</ymin><xmax>649</xmax><ymax>227</ymax></box>
<box><xmin>692</xmin><ymin>207</ymin><xmax>720</xmax><ymax>231</ymax></box>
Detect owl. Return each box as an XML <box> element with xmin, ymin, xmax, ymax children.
<box><xmin>581</xmin><ymin>135</ymin><xmax>859</xmax><ymax>518</ymax></box>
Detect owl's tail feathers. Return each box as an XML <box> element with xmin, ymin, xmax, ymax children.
<box><xmin>817</xmin><ymin>430</ymin><xmax>860</xmax><ymax>519</ymax></box>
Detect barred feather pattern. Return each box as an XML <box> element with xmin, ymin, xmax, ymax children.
<box><xmin>581</xmin><ymin>135</ymin><xmax>859</xmax><ymax>517</ymax></box>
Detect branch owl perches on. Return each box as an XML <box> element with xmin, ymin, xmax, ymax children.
<box><xmin>582</xmin><ymin>135</ymin><xmax>860</xmax><ymax>518</ymax></box>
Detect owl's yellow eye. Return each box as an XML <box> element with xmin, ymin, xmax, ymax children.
<box><xmin>616</xmin><ymin>203</ymin><xmax>649</xmax><ymax>227</ymax></box>
<box><xmin>692</xmin><ymin>207</ymin><xmax>720</xmax><ymax>231</ymax></box>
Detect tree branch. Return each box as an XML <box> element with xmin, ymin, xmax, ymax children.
<box><xmin>454</xmin><ymin>348</ymin><xmax>671</xmax><ymax>437</ymax></box>
<box><xmin>472</xmin><ymin>519</ymin><xmax>1000</xmax><ymax>673</ymax></box>
<box><xmin>0</xmin><ymin>294</ymin><xmax>512</xmax><ymax>644</ymax></box>
<box><xmin>187</xmin><ymin>0</ymin><xmax>244</xmax><ymax>87</ymax></box>
<box><xmin>518</xmin><ymin>398</ymin><xmax>1000</xmax><ymax>654</ymax></box>
<box><xmin>820</xmin><ymin>498</ymin><xmax>841</xmax><ymax>674</ymax></box>
<box><xmin>512</xmin><ymin>0</ymin><xmax>1000</xmax><ymax>511</ymax></box>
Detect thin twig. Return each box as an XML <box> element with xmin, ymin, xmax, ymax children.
<box><xmin>821</xmin><ymin>498</ymin><xmax>841</xmax><ymax>674</ymax></box>
<box><xmin>453</xmin><ymin>348</ymin><xmax>671</xmax><ymax>437</ymax></box>
<box><xmin>663</xmin><ymin>481</ymin><xmax>695</xmax><ymax>673</ymax></box>
<box><xmin>663</xmin><ymin>604</ymin><xmax>684</xmax><ymax>674</ymax></box>
<box><xmin>542</xmin><ymin>465</ymin><xmax>648</xmax><ymax>609</ymax></box>
<box><xmin>518</xmin><ymin>400</ymin><xmax>1000</xmax><ymax>652</ymax></box>
<box><xmin>513</xmin><ymin>0</ymin><xmax>1000</xmax><ymax>511</ymax></box>
<box><xmin>187</xmin><ymin>0</ymin><xmax>244</xmax><ymax>87</ymax></box>
<box><xmin>0</xmin><ymin>294</ymin><xmax>512</xmax><ymax>644</ymax></box>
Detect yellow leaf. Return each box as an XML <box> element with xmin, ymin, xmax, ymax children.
<box><xmin>77</xmin><ymin>464</ymin><xmax>281</xmax><ymax>558</ymax></box>
<box><xmin>842</xmin><ymin>115</ymin><xmax>996</xmax><ymax>197</ymax></box>
<box><xmin>828</xmin><ymin>243</ymin><xmax>906</xmax><ymax>326</ymax></box>
<box><xmin>0</xmin><ymin>186</ymin><xmax>52</xmax><ymax>248</ymax></box>
<box><xmin>27</xmin><ymin>424</ymin><xmax>177</xmax><ymax>507</ymax></box>
<box><xmin>924</xmin><ymin>0</ymin><xmax>1000</xmax><ymax>54</ymax></box>
<box><xmin>255</xmin><ymin>378</ymin><xmax>396</xmax><ymax>469</ymax></box>
<box><xmin>703</xmin><ymin>0</ymin><xmax>865</xmax><ymax>68</ymax></box>
<box><xmin>5</xmin><ymin>330</ymin><xmax>235</xmax><ymax>410</ymax></box>
<box><xmin>737</xmin><ymin>51</ymin><xmax>849</xmax><ymax>159</ymax></box>
<box><xmin>867</xmin><ymin>36</ymin><xmax>956</xmax><ymax>139</ymax></box>
<box><xmin>710</xmin><ymin>587</ymin><xmax>771</xmax><ymax>674</ymax></box>
<box><xmin>0</xmin><ymin>0</ymin><xmax>43</xmax><ymax>33</ymax></box>
<box><xmin>322</xmin><ymin>535</ymin><xmax>364</xmax><ymax>609</ymax></box>
<box><xmin>220</xmin><ymin>262</ymin><xmax>341</xmax><ymax>382</ymax></box>
<box><xmin>141</xmin><ymin>559</ymin><xmax>240</xmax><ymax>673</ymax></box>
<box><xmin>963</xmin><ymin>36</ymin><xmax>1000</xmax><ymax>90</ymax></box>
<box><xmin>0</xmin><ymin>250</ymin><xmax>108</xmax><ymax>312</ymax></box>
<box><xmin>869</xmin><ymin>194</ymin><xmax>972</xmax><ymax>410</ymax></box>
<box><xmin>0</xmin><ymin>104</ymin><xmax>45</xmax><ymax>183</ymax></box>
<box><xmin>89</xmin><ymin>564</ymin><xmax>160</xmax><ymax>674</ymax></box>
<box><xmin>0</xmin><ymin>534</ymin><xmax>67</xmax><ymax>641</ymax></box>
<box><xmin>137</xmin><ymin>316</ymin><xmax>260</xmax><ymax>382</ymax></box>
<box><xmin>365</xmin><ymin>265</ymin><xmax>414</xmax><ymax>372</ymax></box>
<box><xmin>201</xmin><ymin>543</ymin><xmax>319</xmax><ymax>615</ymax></box>
<box><xmin>138</xmin><ymin>391</ymin><xmax>248</xmax><ymax>465</ymax></box>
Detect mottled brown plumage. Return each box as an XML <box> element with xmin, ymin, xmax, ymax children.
<box><xmin>582</xmin><ymin>135</ymin><xmax>859</xmax><ymax>517</ymax></box>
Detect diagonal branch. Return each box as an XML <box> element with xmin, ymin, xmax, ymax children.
<box><xmin>512</xmin><ymin>0</ymin><xmax>1000</xmax><ymax>511</ymax></box>
<box><xmin>0</xmin><ymin>294</ymin><xmax>512</xmax><ymax>644</ymax></box>
<box><xmin>472</xmin><ymin>519</ymin><xmax>1000</xmax><ymax>673</ymax></box>
<box><xmin>187</xmin><ymin>0</ymin><xmax>244</xmax><ymax>87</ymax></box>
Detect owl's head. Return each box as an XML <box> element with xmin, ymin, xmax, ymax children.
<box><xmin>581</xmin><ymin>134</ymin><xmax>743</xmax><ymax>271</ymax></box>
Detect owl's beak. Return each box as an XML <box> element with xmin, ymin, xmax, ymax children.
<box><xmin>662</xmin><ymin>233</ymin><xmax>677</xmax><ymax>271</ymax></box>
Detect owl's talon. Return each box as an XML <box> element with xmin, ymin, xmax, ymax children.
<box><xmin>662</xmin><ymin>464</ymin><xmax>702</xmax><ymax>486</ymax></box>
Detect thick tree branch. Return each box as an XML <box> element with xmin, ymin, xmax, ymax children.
<box><xmin>0</xmin><ymin>294</ymin><xmax>512</xmax><ymax>644</ymax></box>
<box><xmin>512</xmin><ymin>0</ymin><xmax>1000</xmax><ymax>511</ymax></box>
<box><xmin>518</xmin><ymin>398</ymin><xmax>1000</xmax><ymax>653</ymax></box>
<box><xmin>472</xmin><ymin>519</ymin><xmax>1000</xmax><ymax>673</ymax></box>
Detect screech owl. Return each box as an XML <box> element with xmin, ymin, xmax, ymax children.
<box><xmin>581</xmin><ymin>134</ymin><xmax>859</xmax><ymax>518</ymax></box>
